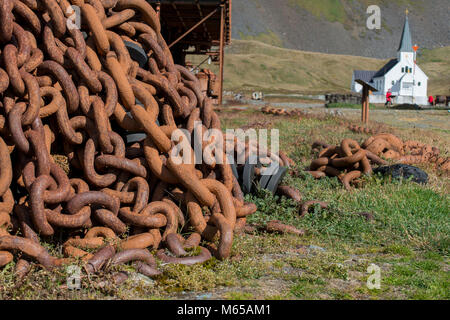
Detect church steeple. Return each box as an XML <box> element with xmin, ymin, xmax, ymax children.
<box><xmin>398</xmin><ymin>11</ymin><xmax>413</xmax><ymax>53</ymax></box>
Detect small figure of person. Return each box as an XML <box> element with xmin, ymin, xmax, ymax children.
<box><xmin>428</xmin><ymin>95</ymin><xmax>434</xmax><ymax>106</ymax></box>
<box><xmin>385</xmin><ymin>89</ymin><xmax>393</xmax><ymax>107</ymax></box>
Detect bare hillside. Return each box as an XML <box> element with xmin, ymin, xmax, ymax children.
<box><xmin>232</xmin><ymin>0</ymin><xmax>450</xmax><ymax>59</ymax></box>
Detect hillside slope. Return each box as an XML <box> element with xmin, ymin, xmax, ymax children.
<box><xmin>189</xmin><ymin>40</ymin><xmax>450</xmax><ymax>95</ymax></box>
<box><xmin>232</xmin><ymin>0</ymin><xmax>450</xmax><ymax>59</ymax></box>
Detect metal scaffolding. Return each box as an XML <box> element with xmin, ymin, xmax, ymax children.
<box><xmin>148</xmin><ymin>0</ymin><xmax>232</xmax><ymax>105</ymax></box>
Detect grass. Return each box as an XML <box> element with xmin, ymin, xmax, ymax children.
<box><xmin>216</xmin><ymin>106</ymin><xmax>449</xmax><ymax>299</ymax></box>
<box><xmin>287</xmin><ymin>0</ymin><xmax>425</xmax><ymax>25</ymax></box>
<box><xmin>204</xmin><ymin>40</ymin><xmax>386</xmax><ymax>94</ymax></box>
<box><xmin>187</xmin><ymin>40</ymin><xmax>450</xmax><ymax>95</ymax></box>
<box><xmin>238</xmin><ymin>30</ymin><xmax>284</xmax><ymax>48</ymax></box>
<box><xmin>288</xmin><ymin>0</ymin><xmax>347</xmax><ymax>23</ymax></box>
<box><xmin>417</xmin><ymin>46</ymin><xmax>450</xmax><ymax>96</ymax></box>
<box><xmin>326</xmin><ymin>103</ymin><xmax>382</xmax><ymax>109</ymax></box>
<box><xmin>0</xmin><ymin>107</ymin><xmax>448</xmax><ymax>300</ymax></box>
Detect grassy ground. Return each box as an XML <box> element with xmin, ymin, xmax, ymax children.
<box><xmin>287</xmin><ymin>0</ymin><xmax>425</xmax><ymax>25</ymax></box>
<box><xmin>188</xmin><ymin>40</ymin><xmax>450</xmax><ymax>95</ymax></box>
<box><xmin>326</xmin><ymin>103</ymin><xmax>382</xmax><ymax>109</ymax></box>
<box><xmin>1</xmin><ymin>105</ymin><xmax>448</xmax><ymax>300</ymax></box>
<box><xmin>288</xmin><ymin>0</ymin><xmax>348</xmax><ymax>23</ymax></box>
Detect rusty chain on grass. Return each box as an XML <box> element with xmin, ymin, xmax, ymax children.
<box><xmin>0</xmin><ymin>0</ymin><xmax>264</xmax><ymax>282</ymax></box>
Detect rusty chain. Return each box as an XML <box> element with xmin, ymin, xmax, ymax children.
<box><xmin>0</xmin><ymin>0</ymin><xmax>260</xmax><ymax>282</ymax></box>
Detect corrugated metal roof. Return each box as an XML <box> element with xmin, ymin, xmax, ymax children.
<box><xmin>353</xmin><ymin>70</ymin><xmax>377</xmax><ymax>83</ymax></box>
<box><xmin>373</xmin><ymin>58</ymin><xmax>398</xmax><ymax>78</ymax></box>
<box><xmin>398</xmin><ymin>16</ymin><xmax>413</xmax><ymax>52</ymax></box>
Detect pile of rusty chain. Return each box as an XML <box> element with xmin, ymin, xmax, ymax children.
<box><xmin>261</xmin><ymin>106</ymin><xmax>304</xmax><ymax>117</ymax></box>
<box><xmin>362</xmin><ymin>134</ymin><xmax>449</xmax><ymax>171</ymax></box>
<box><xmin>308</xmin><ymin>133</ymin><xmax>449</xmax><ymax>190</ymax></box>
<box><xmin>0</xmin><ymin>0</ymin><xmax>264</xmax><ymax>281</ymax></box>
<box><xmin>308</xmin><ymin>139</ymin><xmax>387</xmax><ymax>190</ymax></box>
<box><xmin>348</xmin><ymin>125</ymin><xmax>380</xmax><ymax>135</ymax></box>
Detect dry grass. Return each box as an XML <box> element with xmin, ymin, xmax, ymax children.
<box><xmin>188</xmin><ymin>40</ymin><xmax>450</xmax><ymax>95</ymax></box>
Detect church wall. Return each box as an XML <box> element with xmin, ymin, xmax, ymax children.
<box><xmin>369</xmin><ymin>94</ymin><xmax>429</xmax><ymax>105</ymax></box>
<box><xmin>373</xmin><ymin>61</ymin><xmax>427</xmax><ymax>98</ymax></box>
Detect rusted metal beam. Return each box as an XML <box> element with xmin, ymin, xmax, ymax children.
<box><xmin>184</xmin><ymin>51</ymin><xmax>219</xmax><ymax>55</ymax></box>
<box><xmin>192</xmin><ymin>56</ymin><xmax>212</xmax><ymax>72</ymax></box>
<box><xmin>156</xmin><ymin>2</ymin><xmax>161</xmax><ymax>20</ymax></box>
<box><xmin>218</xmin><ymin>3</ymin><xmax>225</xmax><ymax>105</ymax></box>
<box><xmin>195</xmin><ymin>0</ymin><xmax>212</xmax><ymax>42</ymax></box>
<box><xmin>171</xmin><ymin>2</ymin><xmax>188</xmax><ymax>33</ymax></box>
<box><xmin>169</xmin><ymin>7</ymin><xmax>219</xmax><ymax>48</ymax></box>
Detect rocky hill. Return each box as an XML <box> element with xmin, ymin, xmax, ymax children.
<box><xmin>231</xmin><ymin>0</ymin><xmax>450</xmax><ymax>59</ymax></box>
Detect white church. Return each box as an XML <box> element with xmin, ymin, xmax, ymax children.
<box><xmin>351</xmin><ymin>13</ymin><xmax>429</xmax><ymax>105</ymax></box>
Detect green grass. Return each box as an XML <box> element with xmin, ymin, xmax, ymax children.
<box><xmin>419</xmin><ymin>47</ymin><xmax>450</xmax><ymax>64</ymax></box>
<box><xmin>289</xmin><ymin>0</ymin><xmax>346</xmax><ymax>23</ymax></box>
<box><xmin>246</xmin><ymin>179</ymin><xmax>449</xmax><ymax>253</ymax></box>
<box><xmin>1</xmin><ymin>108</ymin><xmax>448</xmax><ymax>300</ymax></box>
<box><xmin>238</xmin><ymin>30</ymin><xmax>284</xmax><ymax>48</ymax></box>
<box><xmin>216</xmin><ymin>107</ymin><xmax>449</xmax><ymax>299</ymax></box>
<box><xmin>287</xmin><ymin>0</ymin><xmax>425</xmax><ymax>25</ymax></box>
<box><xmin>326</xmin><ymin>103</ymin><xmax>381</xmax><ymax>109</ymax></box>
<box><xmin>417</xmin><ymin>46</ymin><xmax>450</xmax><ymax>95</ymax></box>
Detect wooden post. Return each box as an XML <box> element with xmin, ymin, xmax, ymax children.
<box><xmin>366</xmin><ymin>89</ymin><xmax>370</xmax><ymax>124</ymax></box>
<box><xmin>218</xmin><ymin>3</ymin><xmax>225</xmax><ymax>106</ymax></box>
<box><xmin>361</xmin><ymin>85</ymin><xmax>369</xmax><ymax>124</ymax></box>
<box><xmin>361</xmin><ymin>86</ymin><xmax>366</xmax><ymax>123</ymax></box>
<box><xmin>357</xmin><ymin>80</ymin><xmax>376</xmax><ymax>124</ymax></box>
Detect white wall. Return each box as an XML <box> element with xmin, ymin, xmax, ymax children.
<box><xmin>398</xmin><ymin>52</ymin><xmax>414</xmax><ymax>64</ymax></box>
<box><xmin>352</xmin><ymin>51</ymin><xmax>428</xmax><ymax>98</ymax></box>
<box><xmin>369</xmin><ymin>95</ymin><xmax>429</xmax><ymax>105</ymax></box>
<box><xmin>412</xmin><ymin>65</ymin><xmax>428</xmax><ymax>97</ymax></box>
<box><xmin>372</xmin><ymin>59</ymin><xmax>427</xmax><ymax>98</ymax></box>
<box><xmin>351</xmin><ymin>75</ymin><xmax>363</xmax><ymax>93</ymax></box>
<box><xmin>352</xmin><ymin>81</ymin><xmax>363</xmax><ymax>93</ymax></box>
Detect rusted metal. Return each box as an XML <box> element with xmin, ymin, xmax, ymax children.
<box><xmin>168</xmin><ymin>7</ymin><xmax>219</xmax><ymax>49</ymax></box>
<box><xmin>0</xmin><ymin>0</ymin><xmax>257</xmax><ymax>282</ymax></box>
<box><xmin>309</xmin><ymin>133</ymin><xmax>449</xmax><ymax>190</ymax></box>
<box><xmin>218</xmin><ymin>3</ymin><xmax>225</xmax><ymax>105</ymax></box>
<box><xmin>261</xmin><ymin>106</ymin><xmax>305</xmax><ymax>117</ymax></box>
<box><xmin>265</xmin><ymin>221</ymin><xmax>305</xmax><ymax>236</ymax></box>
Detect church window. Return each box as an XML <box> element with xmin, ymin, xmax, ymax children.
<box><xmin>401</xmin><ymin>67</ymin><xmax>404</xmax><ymax>73</ymax></box>
<box><xmin>403</xmin><ymin>82</ymin><xmax>413</xmax><ymax>89</ymax></box>
<box><xmin>418</xmin><ymin>82</ymin><xmax>421</xmax><ymax>86</ymax></box>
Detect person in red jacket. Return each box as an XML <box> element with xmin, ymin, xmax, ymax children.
<box><xmin>385</xmin><ymin>89</ymin><xmax>393</xmax><ymax>107</ymax></box>
<box><xmin>428</xmin><ymin>95</ymin><xmax>434</xmax><ymax>106</ymax></box>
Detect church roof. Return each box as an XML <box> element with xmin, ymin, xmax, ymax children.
<box><xmin>353</xmin><ymin>70</ymin><xmax>377</xmax><ymax>83</ymax></box>
<box><xmin>398</xmin><ymin>16</ymin><xmax>413</xmax><ymax>52</ymax></box>
<box><xmin>373</xmin><ymin>58</ymin><xmax>398</xmax><ymax>78</ymax></box>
